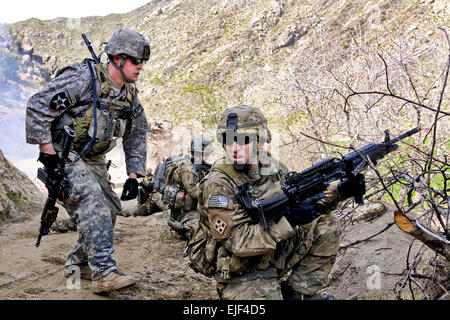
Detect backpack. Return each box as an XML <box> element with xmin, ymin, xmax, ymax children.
<box><xmin>151</xmin><ymin>154</ymin><xmax>186</xmax><ymax>193</ymax></box>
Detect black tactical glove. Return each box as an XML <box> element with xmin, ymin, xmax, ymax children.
<box><xmin>338</xmin><ymin>173</ymin><xmax>366</xmax><ymax>203</ymax></box>
<box><xmin>121</xmin><ymin>178</ymin><xmax>139</xmax><ymax>200</ymax></box>
<box><xmin>284</xmin><ymin>200</ymin><xmax>319</xmax><ymax>226</ymax></box>
<box><xmin>38</xmin><ymin>152</ymin><xmax>61</xmax><ymax>176</ymax></box>
<box><xmin>141</xmin><ymin>182</ymin><xmax>154</xmax><ymax>192</ymax></box>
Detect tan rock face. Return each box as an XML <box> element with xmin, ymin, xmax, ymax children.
<box><xmin>0</xmin><ymin>148</ymin><xmax>42</xmax><ymax>221</ymax></box>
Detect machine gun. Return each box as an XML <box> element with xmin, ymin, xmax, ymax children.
<box><xmin>235</xmin><ymin>127</ymin><xmax>421</xmax><ymax>229</ymax></box>
<box><xmin>35</xmin><ymin>125</ymin><xmax>76</xmax><ymax>247</ymax></box>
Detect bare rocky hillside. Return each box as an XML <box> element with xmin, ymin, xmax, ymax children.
<box><xmin>0</xmin><ymin>147</ymin><xmax>41</xmax><ymax>222</ymax></box>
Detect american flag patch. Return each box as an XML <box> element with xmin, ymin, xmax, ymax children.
<box><xmin>208</xmin><ymin>195</ymin><xmax>229</xmax><ymax>208</ymax></box>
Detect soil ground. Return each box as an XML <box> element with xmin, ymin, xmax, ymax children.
<box><xmin>0</xmin><ymin>194</ymin><xmax>445</xmax><ymax>300</ymax></box>
<box><xmin>0</xmin><ymin>196</ymin><xmax>216</xmax><ymax>300</ymax></box>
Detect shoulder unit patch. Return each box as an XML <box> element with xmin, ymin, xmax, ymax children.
<box><xmin>49</xmin><ymin>89</ymin><xmax>72</xmax><ymax>111</ymax></box>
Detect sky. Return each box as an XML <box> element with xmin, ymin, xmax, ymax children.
<box><xmin>0</xmin><ymin>0</ymin><xmax>151</xmax><ymax>24</ymax></box>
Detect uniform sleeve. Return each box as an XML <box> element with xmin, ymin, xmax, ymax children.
<box><xmin>314</xmin><ymin>180</ymin><xmax>344</xmax><ymax>214</ymax></box>
<box><xmin>173</xmin><ymin>162</ymin><xmax>200</xmax><ymax>199</ymax></box>
<box><xmin>122</xmin><ymin>96</ymin><xmax>148</xmax><ymax>177</ymax></box>
<box><xmin>26</xmin><ymin>64</ymin><xmax>88</xmax><ymax>144</ymax></box>
<box><xmin>200</xmin><ymin>176</ymin><xmax>294</xmax><ymax>259</ymax></box>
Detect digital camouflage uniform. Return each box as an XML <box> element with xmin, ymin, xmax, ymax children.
<box><xmin>26</xmin><ymin>54</ymin><xmax>148</xmax><ymax>280</ymax></box>
<box><xmin>163</xmin><ymin>155</ymin><xmax>211</xmax><ymax>239</ymax></box>
<box><xmin>187</xmin><ymin>105</ymin><xmax>344</xmax><ymax>300</ymax></box>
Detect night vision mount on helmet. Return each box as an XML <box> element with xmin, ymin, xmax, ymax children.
<box><xmin>217</xmin><ymin>105</ymin><xmax>271</xmax><ymax>170</ymax></box>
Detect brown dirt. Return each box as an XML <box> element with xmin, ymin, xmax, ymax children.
<box><xmin>0</xmin><ymin>198</ymin><xmax>216</xmax><ymax>300</ymax></box>
<box><xmin>0</xmin><ymin>197</ymin><xmax>446</xmax><ymax>300</ymax></box>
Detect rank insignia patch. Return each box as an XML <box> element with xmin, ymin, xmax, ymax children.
<box><xmin>213</xmin><ymin>217</ymin><xmax>227</xmax><ymax>235</ymax></box>
<box><xmin>49</xmin><ymin>90</ymin><xmax>72</xmax><ymax>111</ymax></box>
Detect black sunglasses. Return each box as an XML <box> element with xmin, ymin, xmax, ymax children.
<box><xmin>223</xmin><ymin>133</ymin><xmax>258</xmax><ymax>146</ymax></box>
<box><xmin>123</xmin><ymin>55</ymin><xmax>146</xmax><ymax>65</ymax></box>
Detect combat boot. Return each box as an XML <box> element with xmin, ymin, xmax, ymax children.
<box><xmin>92</xmin><ymin>270</ymin><xmax>136</xmax><ymax>294</ymax></box>
<box><xmin>65</xmin><ymin>264</ymin><xmax>92</xmax><ymax>280</ymax></box>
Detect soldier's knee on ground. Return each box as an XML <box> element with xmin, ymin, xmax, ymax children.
<box><xmin>285</xmin><ymin>214</ymin><xmax>340</xmax><ymax>296</ymax></box>
<box><xmin>219</xmin><ymin>278</ymin><xmax>283</xmax><ymax>300</ymax></box>
<box><xmin>310</xmin><ymin>213</ymin><xmax>340</xmax><ymax>256</ymax></box>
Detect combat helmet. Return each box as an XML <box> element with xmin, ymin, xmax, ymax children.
<box><xmin>105</xmin><ymin>29</ymin><xmax>150</xmax><ymax>61</ymax></box>
<box><xmin>190</xmin><ymin>134</ymin><xmax>213</xmax><ymax>157</ymax></box>
<box><xmin>104</xmin><ymin>29</ymin><xmax>150</xmax><ymax>83</ymax></box>
<box><xmin>216</xmin><ymin>105</ymin><xmax>271</xmax><ymax>145</ymax></box>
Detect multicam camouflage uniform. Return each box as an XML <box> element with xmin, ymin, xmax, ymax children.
<box><xmin>188</xmin><ymin>105</ymin><xmax>345</xmax><ymax>300</ymax></box>
<box><xmin>164</xmin><ymin>155</ymin><xmax>211</xmax><ymax>239</ymax></box>
<box><xmin>26</xmin><ymin>31</ymin><xmax>149</xmax><ymax>281</ymax></box>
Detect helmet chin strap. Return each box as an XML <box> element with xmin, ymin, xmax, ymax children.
<box><xmin>110</xmin><ymin>56</ymin><xmax>135</xmax><ymax>83</ymax></box>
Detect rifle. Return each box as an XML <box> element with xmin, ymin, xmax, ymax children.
<box><xmin>235</xmin><ymin>127</ymin><xmax>421</xmax><ymax>229</ymax></box>
<box><xmin>35</xmin><ymin>125</ymin><xmax>76</xmax><ymax>247</ymax></box>
<box><xmin>81</xmin><ymin>33</ymin><xmax>100</xmax><ymax>64</ymax></box>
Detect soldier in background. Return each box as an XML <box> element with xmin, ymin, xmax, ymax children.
<box><xmin>187</xmin><ymin>105</ymin><xmax>366</xmax><ymax>300</ymax></box>
<box><xmin>26</xmin><ymin>29</ymin><xmax>150</xmax><ymax>293</ymax></box>
<box><xmin>120</xmin><ymin>168</ymin><xmax>168</xmax><ymax>217</ymax></box>
<box><xmin>163</xmin><ymin>135</ymin><xmax>213</xmax><ymax>240</ymax></box>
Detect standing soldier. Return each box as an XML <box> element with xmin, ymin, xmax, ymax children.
<box><xmin>187</xmin><ymin>105</ymin><xmax>366</xmax><ymax>300</ymax></box>
<box><xmin>26</xmin><ymin>29</ymin><xmax>150</xmax><ymax>293</ymax></box>
<box><xmin>163</xmin><ymin>135</ymin><xmax>213</xmax><ymax>240</ymax></box>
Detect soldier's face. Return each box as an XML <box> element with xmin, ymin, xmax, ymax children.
<box><xmin>224</xmin><ymin>134</ymin><xmax>258</xmax><ymax>165</ymax></box>
<box><xmin>122</xmin><ymin>57</ymin><xmax>144</xmax><ymax>82</ymax></box>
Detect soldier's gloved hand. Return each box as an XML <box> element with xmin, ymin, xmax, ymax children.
<box><xmin>142</xmin><ymin>182</ymin><xmax>154</xmax><ymax>192</ymax></box>
<box><xmin>284</xmin><ymin>201</ymin><xmax>319</xmax><ymax>226</ymax></box>
<box><xmin>338</xmin><ymin>173</ymin><xmax>366</xmax><ymax>202</ymax></box>
<box><xmin>121</xmin><ymin>178</ymin><xmax>139</xmax><ymax>200</ymax></box>
<box><xmin>38</xmin><ymin>152</ymin><xmax>61</xmax><ymax>176</ymax></box>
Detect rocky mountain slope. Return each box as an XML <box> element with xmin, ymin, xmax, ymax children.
<box><xmin>3</xmin><ymin>0</ymin><xmax>448</xmax><ymax>129</ymax></box>
<box><xmin>0</xmin><ymin>147</ymin><xmax>42</xmax><ymax>222</ymax></box>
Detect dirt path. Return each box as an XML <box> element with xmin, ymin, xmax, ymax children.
<box><xmin>0</xmin><ymin>200</ymin><xmax>216</xmax><ymax>300</ymax></box>
<box><xmin>0</xmin><ymin>197</ymin><xmax>444</xmax><ymax>300</ymax></box>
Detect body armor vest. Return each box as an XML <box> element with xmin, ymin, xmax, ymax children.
<box><xmin>54</xmin><ymin>63</ymin><xmax>137</xmax><ymax>158</ymax></box>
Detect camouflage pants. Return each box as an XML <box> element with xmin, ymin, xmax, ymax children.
<box><xmin>63</xmin><ymin>156</ymin><xmax>121</xmax><ymax>280</ymax></box>
<box><xmin>168</xmin><ymin>208</ymin><xmax>200</xmax><ymax>240</ymax></box>
<box><xmin>217</xmin><ymin>213</ymin><xmax>340</xmax><ymax>300</ymax></box>
<box><xmin>140</xmin><ymin>191</ymin><xmax>168</xmax><ymax>215</ymax></box>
